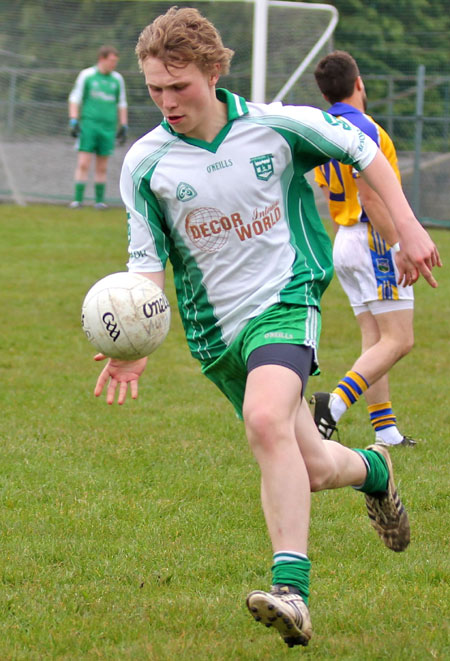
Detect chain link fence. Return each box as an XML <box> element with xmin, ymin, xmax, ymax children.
<box><xmin>0</xmin><ymin>0</ymin><xmax>337</xmax><ymax>207</ymax></box>
<box><xmin>0</xmin><ymin>1</ymin><xmax>448</xmax><ymax>225</ymax></box>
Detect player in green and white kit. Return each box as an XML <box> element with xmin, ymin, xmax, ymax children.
<box><xmin>68</xmin><ymin>45</ymin><xmax>128</xmax><ymax>208</ymax></box>
<box><xmin>92</xmin><ymin>8</ymin><xmax>441</xmax><ymax>649</ymax></box>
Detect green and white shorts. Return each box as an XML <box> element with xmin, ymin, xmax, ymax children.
<box><xmin>201</xmin><ymin>302</ymin><xmax>321</xmax><ymax>418</ymax></box>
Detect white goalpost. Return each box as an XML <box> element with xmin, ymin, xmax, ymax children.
<box><xmin>0</xmin><ymin>48</ymin><xmax>36</xmax><ymax>206</ymax></box>
<box><xmin>251</xmin><ymin>0</ymin><xmax>338</xmax><ymax>103</ymax></box>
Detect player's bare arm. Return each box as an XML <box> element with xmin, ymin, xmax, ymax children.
<box><xmin>355</xmin><ymin>176</ymin><xmax>416</xmax><ymax>286</ymax></box>
<box><xmin>136</xmin><ymin>270</ymin><xmax>165</xmax><ymax>290</ymax></box>
<box><xmin>361</xmin><ymin>151</ymin><xmax>442</xmax><ymax>287</ymax></box>
<box><xmin>356</xmin><ymin>177</ymin><xmax>399</xmax><ymax>246</ymax></box>
<box><xmin>68</xmin><ymin>101</ymin><xmax>79</xmax><ymax>121</ymax></box>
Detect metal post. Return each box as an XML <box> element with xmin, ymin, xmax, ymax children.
<box><xmin>251</xmin><ymin>0</ymin><xmax>268</xmax><ymax>102</ymax></box>
<box><xmin>412</xmin><ymin>64</ymin><xmax>425</xmax><ymax>218</ymax></box>
<box><xmin>7</xmin><ymin>69</ymin><xmax>17</xmax><ymax>135</ymax></box>
<box><xmin>444</xmin><ymin>79</ymin><xmax>449</xmax><ymax>150</ymax></box>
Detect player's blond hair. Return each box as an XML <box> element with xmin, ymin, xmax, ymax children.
<box><xmin>135</xmin><ymin>6</ymin><xmax>234</xmax><ymax>76</ymax></box>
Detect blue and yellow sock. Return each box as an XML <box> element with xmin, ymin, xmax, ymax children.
<box><xmin>368</xmin><ymin>401</ymin><xmax>396</xmax><ymax>432</ymax></box>
<box><xmin>333</xmin><ymin>370</ymin><xmax>369</xmax><ymax>409</ymax></box>
<box><xmin>272</xmin><ymin>551</ymin><xmax>311</xmax><ymax>605</ymax></box>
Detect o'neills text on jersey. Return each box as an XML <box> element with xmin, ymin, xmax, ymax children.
<box><xmin>206</xmin><ymin>159</ymin><xmax>233</xmax><ymax>173</ymax></box>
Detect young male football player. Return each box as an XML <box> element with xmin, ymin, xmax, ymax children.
<box><xmin>312</xmin><ymin>51</ymin><xmax>416</xmax><ymax>447</ymax></box>
<box><xmin>68</xmin><ymin>45</ymin><xmax>128</xmax><ymax>209</ymax></box>
<box><xmin>92</xmin><ymin>8</ymin><xmax>440</xmax><ymax>649</ymax></box>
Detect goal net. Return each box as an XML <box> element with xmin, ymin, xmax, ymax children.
<box><xmin>0</xmin><ymin>0</ymin><xmax>337</xmax><ymax>206</ymax></box>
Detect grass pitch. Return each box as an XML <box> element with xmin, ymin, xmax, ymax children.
<box><xmin>0</xmin><ymin>204</ymin><xmax>448</xmax><ymax>660</ymax></box>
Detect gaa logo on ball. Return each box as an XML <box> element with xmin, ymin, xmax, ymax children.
<box><xmin>81</xmin><ymin>272</ymin><xmax>170</xmax><ymax>360</ymax></box>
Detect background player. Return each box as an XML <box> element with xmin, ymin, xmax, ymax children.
<box><xmin>68</xmin><ymin>45</ymin><xmax>128</xmax><ymax>209</ymax></box>
<box><xmin>312</xmin><ymin>51</ymin><xmax>416</xmax><ymax>447</ymax></box>
<box><xmin>91</xmin><ymin>8</ymin><xmax>440</xmax><ymax>649</ymax></box>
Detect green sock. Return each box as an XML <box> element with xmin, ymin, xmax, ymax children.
<box><xmin>353</xmin><ymin>448</ymin><xmax>389</xmax><ymax>493</ymax></box>
<box><xmin>272</xmin><ymin>552</ymin><xmax>311</xmax><ymax>605</ymax></box>
<box><xmin>95</xmin><ymin>182</ymin><xmax>106</xmax><ymax>203</ymax></box>
<box><xmin>74</xmin><ymin>182</ymin><xmax>85</xmax><ymax>203</ymax></box>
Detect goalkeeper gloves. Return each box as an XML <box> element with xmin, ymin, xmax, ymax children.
<box><xmin>69</xmin><ymin>118</ymin><xmax>80</xmax><ymax>138</ymax></box>
<box><xmin>116</xmin><ymin>124</ymin><xmax>128</xmax><ymax>145</ymax></box>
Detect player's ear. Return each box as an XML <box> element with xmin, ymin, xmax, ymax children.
<box><xmin>355</xmin><ymin>76</ymin><xmax>364</xmax><ymax>92</ymax></box>
<box><xmin>208</xmin><ymin>62</ymin><xmax>221</xmax><ymax>87</ymax></box>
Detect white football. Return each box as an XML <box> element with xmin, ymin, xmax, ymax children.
<box><xmin>81</xmin><ymin>272</ymin><xmax>170</xmax><ymax>360</ymax></box>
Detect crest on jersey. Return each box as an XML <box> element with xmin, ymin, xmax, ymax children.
<box><xmin>176</xmin><ymin>182</ymin><xmax>197</xmax><ymax>202</ymax></box>
<box><xmin>250</xmin><ymin>154</ymin><xmax>274</xmax><ymax>181</ymax></box>
<box><xmin>376</xmin><ymin>258</ymin><xmax>390</xmax><ymax>273</ymax></box>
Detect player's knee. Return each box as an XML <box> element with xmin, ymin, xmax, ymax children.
<box><xmin>400</xmin><ymin>332</ymin><xmax>414</xmax><ymax>356</ymax></box>
<box><xmin>243</xmin><ymin>404</ymin><xmax>287</xmax><ymax>453</ymax></box>
<box><xmin>77</xmin><ymin>164</ymin><xmax>90</xmax><ymax>178</ymax></box>
<box><xmin>393</xmin><ymin>332</ymin><xmax>414</xmax><ymax>359</ymax></box>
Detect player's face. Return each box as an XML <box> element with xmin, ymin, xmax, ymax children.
<box><xmin>143</xmin><ymin>58</ymin><xmax>220</xmax><ymax>140</ymax></box>
<box><xmin>100</xmin><ymin>53</ymin><xmax>118</xmax><ymax>74</ymax></box>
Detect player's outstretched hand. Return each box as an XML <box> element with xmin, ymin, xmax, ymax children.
<box><xmin>395</xmin><ymin>251</ymin><xmax>419</xmax><ymax>287</ymax></box>
<box><xmin>398</xmin><ymin>222</ymin><xmax>442</xmax><ymax>288</ymax></box>
<box><xmin>94</xmin><ymin>354</ymin><xmax>148</xmax><ymax>405</ymax></box>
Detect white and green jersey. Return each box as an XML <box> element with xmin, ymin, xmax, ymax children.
<box><xmin>69</xmin><ymin>66</ymin><xmax>127</xmax><ymax>129</ymax></box>
<box><xmin>121</xmin><ymin>89</ymin><xmax>377</xmax><ymax>363</ymax></box>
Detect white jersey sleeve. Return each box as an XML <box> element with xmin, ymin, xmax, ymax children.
<box><xmin>68</xmin><ymin>66</ymin><xmax>95</xmax><ymax>104</ymax></box>
<box><xmin>120</xmin><ymin>149</ymin><xmax>170</xmax><ymax>273</ymax></box>
<box><xmin>112</xmin><ymin>71</ymin><xmax>128</xmax><ymax>109</ymax></box>
<box><xmin>258</xmin><ymin>101</ymin><xmax>378</xmax><ymax>172</ymax></box>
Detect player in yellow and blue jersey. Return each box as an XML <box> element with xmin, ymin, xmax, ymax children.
<box><xmin>312</xmin><ymin>51</ymin><xmax>416</xmax><ymax>447</ymax></box>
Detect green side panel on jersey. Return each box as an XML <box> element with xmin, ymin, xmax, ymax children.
<box><xmin>279</xmin><ymin>159</ymin><xmax>334</xmax><ymax>309</ymax></box>
<box><xmin>131</xmin><ymin>144</ymin><xmax>226</xmax><ymax>362</ymax></box>
<box><xmin>166</xmin><ymin>231</ymin><xmax>227</xmax><ymax>362</ymax></box>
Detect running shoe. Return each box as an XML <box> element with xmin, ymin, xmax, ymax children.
<box><xmin>246</xmin><ymin>584</ymin><xmax>312</xmax><ymax>648</ymax></box>
<box><xmin>310</xmin><ymin>392</ymin><xmax>338</xmax><ymax>440</ymax></box>
<box><xmin>375</xmin><ymin>435</ymin><xmax>417</xmax><ymax>448</ymax></box>
<box><xmin>364</xmin><ymin>444</ymin><xmax>410</xmax><ymax>552</ymax></box>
